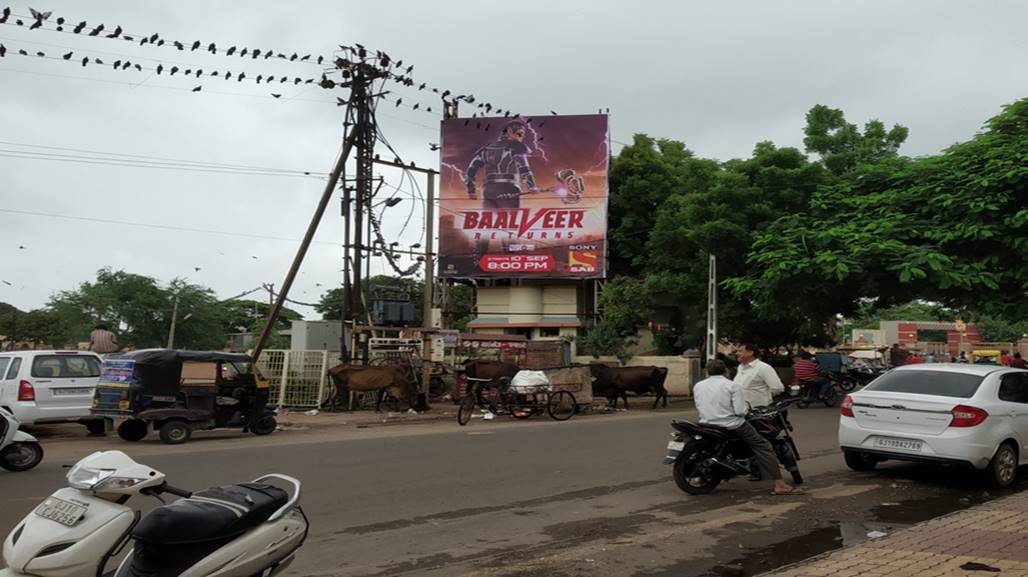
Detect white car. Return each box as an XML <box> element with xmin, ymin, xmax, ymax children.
<box><xmin>0</xmin><ymin>350</ymin><xmax>106</xmax><ymax>433</ymax></box>
<box><xmin>839</xmin><ymin>364</ymin><xmax>1028</xmax><ymax>487</ymax></box>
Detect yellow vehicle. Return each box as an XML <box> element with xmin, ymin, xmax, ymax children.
<box><xmin>969</xmin><ymin>349</ymin><xmax>1002</xmax><ymax>365</ymax></box>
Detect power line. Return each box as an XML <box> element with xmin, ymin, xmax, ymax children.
<box><xmin>0</xmin><ymin>140</ymin><xmax>330</xmax><ymax>176</ymax></box>
<box><xmin>0</xmin><ymin>150</ymin><xmax>327</xmax><ymax>178</ymax></box>
<box><xmin>0</xmin><ymin>207</ymin><xmax>342</xmax><ymax>246</ymax></box>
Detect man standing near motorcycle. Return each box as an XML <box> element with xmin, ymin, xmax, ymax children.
<box><xmin>694</xmin><ymin>360</ymin><xmax>801</xmax><ymax>495</ymax></box>
<box><xmin>734</xmin><ymin>343</ymin><xmax>785</xmax><ymax>408</ymax></box>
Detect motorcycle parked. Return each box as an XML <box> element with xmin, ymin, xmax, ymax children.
<box><xmin>1</xmin><ymin>450</ymin><xmax>307</xmax><ymax>577</ymax></box>
<box><xmin>793</xmin><ymin>377</ymin><xmax>839</xmax><ymax>409</ymax></box>
<box><xmin>663</xmin><ymin>399</ymin><xmax>802</xmax><ymax>495</ymax></box>
<box><xmin>0</xmin><ymin>407</ymin><xmax>42</xmax><ymax>472</ymax></box>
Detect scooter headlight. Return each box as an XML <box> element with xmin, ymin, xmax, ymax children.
<box><xmin>93</xmin><ymin>476</ymin><xmax>146</xmax><ymax>491</ymax></box>
<box><xmin>67</xmin><ymin>465</ymin><xmax>115</xmax><ymax>490</ymax></box>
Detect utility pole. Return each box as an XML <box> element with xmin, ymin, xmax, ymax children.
<box><xmin>336</xmin><ymin>64</ymin><xmax>385</xmax><ymax>362</ymax></box>
<box><xmin>167</xmin><ymin>294</ymin><xmax>179</xmax><ymax>349</ymax></box>
<box><xmin>706</xmin><ymin>254</ymin><xmax>717</xmax><ymax>363</ymax></box>
<box><xmin>421</xmin><ymin>171</ymin><xmax>436</xmax><ymax>396</ymax></box>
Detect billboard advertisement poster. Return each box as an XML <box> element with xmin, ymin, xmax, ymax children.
<box><xmin>438</xmin><ymin>114</ymin><xmax>608</xmax><ymax>279</ymax></box>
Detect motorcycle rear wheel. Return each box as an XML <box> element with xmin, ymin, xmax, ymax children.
<box><xmin>672</xmin><ymin>445</ymin><xmax>721</xmax><ymax>495</ymax></box>
<box><xmin>836</xmin><ymin>376</ymin><xmax>858</xmax><ymax>392</ymax></box>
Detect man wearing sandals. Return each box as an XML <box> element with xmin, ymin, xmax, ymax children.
<box><xmin>694</xmin><ymin>360</ymin><xmax>802</xmax><ymax>495</ymax></box>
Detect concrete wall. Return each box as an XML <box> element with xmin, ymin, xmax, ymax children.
<box><xmin>572</xmin><ymin>355</ymin><xmax>702</xmax><ymax>398</ymax></box>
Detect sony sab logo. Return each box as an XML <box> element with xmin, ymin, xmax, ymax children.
<box><xmin>568</xmin><ymin>250</ymin><xmax>598</xmax><ymax>272</ymax></box>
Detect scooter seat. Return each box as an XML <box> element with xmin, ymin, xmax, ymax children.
<box><xmin>132</xmin><ymin>483</ymin><xmax>288</xmax><ymax>545</ymax></box>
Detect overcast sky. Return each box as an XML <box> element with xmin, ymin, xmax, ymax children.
<box><xmin>1</xmin><ymin>0</ymin><xmax>1026</xmax><ymax>319</ymax></box>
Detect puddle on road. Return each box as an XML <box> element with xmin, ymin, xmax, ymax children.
<box><xmin>697</xmin><ymin>487</ymin><xmax>1012</xmax><ymax>577</ymax></box>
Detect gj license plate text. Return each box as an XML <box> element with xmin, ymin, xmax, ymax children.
<box><xmin>667</xmin><ymin>441</ymin><xmax>685</xmax><ymax>452</ymax></box>
<box><xmin>35</xmin><ymin>497</ymin><xmax>87</xmax><ymax>526</ymax></box>
<box><xmin>874</xmin><ymin>438</ymin><xmax>923</xmax><ymax>452</ymax></box>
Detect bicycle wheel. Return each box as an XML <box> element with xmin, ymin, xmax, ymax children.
<box><xmin>457</xmin><ymin>395</ymin><xmax>476</xmax><ymax>426</ymax></box>
<box><xmin>547</xmin><ymin>390</ymin><xmax>576</xmax><ymax>421</ymax></box>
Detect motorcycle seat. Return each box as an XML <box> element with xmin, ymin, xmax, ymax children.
<box><xmin>132</xmin><ymin>483</ymin><xmax>289</xmax><ymax>545</ymax></box>
<box><xmin>671</xmin><ymin>418</ymin><xmax>736</xmax><ymax>439</ymax></box>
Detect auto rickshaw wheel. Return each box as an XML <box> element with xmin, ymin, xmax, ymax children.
<box><xmin>251</xmin><ymin>415</ymin><xmax>277</xmax><ymax>436</ymax></box>
<box><xmin>117</xmin><ymin>419</ymin><xmax>148</xmax><ymax>442</ymax></box>
<box><xmin>158</xmin><ymin>420</ymin><xmax>192</xmax><ymax>444</ymax></box>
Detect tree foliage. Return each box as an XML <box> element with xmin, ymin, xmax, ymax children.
<box><xmin>2</xmin><ymin>268</ymin><xmax>300</xmax><ymax>350</ymax></box>
<box><xmin>803</xmin><ymin>104</ymin><xmax>909</xmax><ymax>176</ymax></box>
<box><xmin>733</xmin><ymin>98</ymin><xmax>1028</xmax><ymax>325</ymax></box>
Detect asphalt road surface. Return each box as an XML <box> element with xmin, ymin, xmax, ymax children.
<box><xmin>2</xmin><ymin>403</ymin><xmax>1024</xmax><ymax>576</ymax></box>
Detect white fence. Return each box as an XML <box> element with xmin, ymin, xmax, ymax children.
<box><xmin>256</xmin><ymin>350</ymin><xmax>331</xmax><ymax>409</ymax></box>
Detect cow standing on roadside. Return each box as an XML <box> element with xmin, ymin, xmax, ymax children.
<box><xmin>589</xmin><ymin>364</ymin><xmax>669</xmax><ymax>410</ymax></box>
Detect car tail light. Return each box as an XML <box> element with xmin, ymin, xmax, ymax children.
<box><xmin>18</xmin><ymin>381</ymin><xmax>35</xmax><ymax>402</ymax></box>
<box><xmin>950</xmin><ymin>405</ymin><xmax>988</xmax><ymax>427</ymax></box>
<box><xmin>840</xmin><ymin>395</ymin><xmax>854</xmax><ymax>417</ymax></box>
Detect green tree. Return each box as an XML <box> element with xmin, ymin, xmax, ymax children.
<box><xmin>47</xmin><ymin>268</ymin><xmax>170</xmax><ymax>348</ymax></box>
<box><xmin>803</xmin><ymin>104</ymin><xmax>909</xmax><ymax>175</ymax></box>
<box><xmin>620</xmin><ymin>141</ymin><xmax>829</xmax><ymax>350</ymax></box>
<box><xmin>734</xmin><ymin>98</ymin><xmax>1028</xmax><ymax>325</ymax></box>
<box><xmin>607</xmin><ymin>134</ymin><xmax>720</xmax><ymax>275</ymax></box>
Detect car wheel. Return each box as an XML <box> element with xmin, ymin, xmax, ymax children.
<box><xmin>117</xmin><ymin>419</ymin><xmax>148</xmax><ymax>442</ymax></box>
<box><xmin>988</xmin><ymin>443</ymin><xmax>1018</xmax><ymax>488</ymax></box>
<box><xmin>158</xmin><ymin>421</ymin><xmax>192</xmax><ymax>445</ymax></box>
<box><xmin>844</xmin><ymin>450</ymin><xmax>878</xmax><ymax>472</ymax></box>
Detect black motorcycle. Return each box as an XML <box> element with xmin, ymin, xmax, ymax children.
<box><xmin>794</xmin><ymin>377</ymin><xmax>838</xmax><ymax>409</ymax></box>
<box><xmin>663</xmin><ymin>399</ymin><xmax>802</xmax><ymax>495</ymax></box>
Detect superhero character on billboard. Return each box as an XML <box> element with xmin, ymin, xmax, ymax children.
<box><xmin>465</xmin><ymin>121</ymin><xmax>539</xmax><ymax>209</ymax></box>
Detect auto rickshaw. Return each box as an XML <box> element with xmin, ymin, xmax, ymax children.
<box><xmin>968</xmin><ymin>349</ymin><xmax>1002</xmax><ymax>365</ymax></box>
<box><xmin>91</xmin><ymin>349</ymin><xmax>276</xmax><ymax>444</ymax></box>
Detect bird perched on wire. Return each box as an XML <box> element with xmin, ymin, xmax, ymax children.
<box><xmin>106</xmin><ymin>25</ymin><xmax>122</xmax><ymax>39</ymax></box>
<box><xmin>88</xmin><ymin>24</ymin><xmax>104</xmax><ymax>36</ymax></box>
<box><xmin>191</xmin><ymin>85</ymin><xmax>201</xmax><ymax>92</ymax></box>
<box><xmin>0</xmin><ymin>7</ymin><xmax>11</xmax><ymax>24</ymax></box>
<box><xmin>61</xmin><ymin>51</ymin><xmax>73</xmax><ymax>60</ymax></box>
<box><xmin>191</xmin><ymin>40</ymin><xmax>200</xmax><ymax>51</ymax></box>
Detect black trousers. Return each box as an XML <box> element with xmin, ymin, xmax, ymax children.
<box><xmin>732</xmin><ymin>421</ymin><xmax>782</xmax><ymax>480</ymax></box>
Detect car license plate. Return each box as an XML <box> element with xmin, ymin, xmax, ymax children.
<box><xmin>53</xmin><ymin>387</ymin><xmax>92</xmax><ymax>396</ymax></box>
<box><xmin>35</xmin><ymin>497</ymin><xmax>87</xmax><ymax>527</ymax></box>
<box><xmin>667</xmin><ymin>440</ymin><xmax>685</xmax><ymax>452</ymax></box>
<box><xmin>874</xmin><ymin>438</ymin><xmax>923</xmax><ymax>452</ymax></box>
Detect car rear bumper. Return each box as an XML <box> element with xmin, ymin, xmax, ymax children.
<box><xmin>839</xmin><ymin>417</ymin><xmax>996</xmax><ymax>469</ymax></box>
<box><xmin>2</xmin><ymin>402</ymin><xmax>96</xmax><ymax>425</ymax></box>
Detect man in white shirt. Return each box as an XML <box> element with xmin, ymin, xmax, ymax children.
<box><xmin>734</xmin><ymin>343</ymin><xmax>784</xmax><ymax>408</ymax></box>
<box><xmin>694</xmin><ymin>360</ymin><xmax>800</xmax><ymax>495</ymax></box>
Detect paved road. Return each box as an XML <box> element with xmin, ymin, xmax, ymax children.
<box><xmin>1</xmin><ymin>404</ymin><xmax>1024</xmax><ymax>576</ymax></box>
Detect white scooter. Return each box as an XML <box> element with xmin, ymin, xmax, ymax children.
<box><xmin>0</xmin><ymin>407</ymin><xmax>42</xmax><ymax>472</ymax></box>
<box><xmin>1</xmin><ymin>451</ymin><xmax>307</xmax><ymax>577</ymax></box>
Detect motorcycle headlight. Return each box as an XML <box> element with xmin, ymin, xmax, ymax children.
<box><xmin>67</xmin><ymin>465</ymin><xmax>115</xmax><ymax>490</ymax></box>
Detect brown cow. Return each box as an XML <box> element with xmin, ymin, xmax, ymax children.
<box><xmin>463</xmin><ymin>359</ymin><xmax>519</xmax><ymax>382</ymax></box>
<box><xmin>326</xmin><ymin>363</ymin><xmax>419</xmax><ymax>412</ymax></box>
<box><xmin>589</xmin><ymin>364</ymin><xmax>668</xmax><ymax>409</ymax></box>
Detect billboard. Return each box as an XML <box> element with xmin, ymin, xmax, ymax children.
<box><xmin>438</xmin><ymin>114</ymin><xmax>608</xmax><ymax>279</ymax></box>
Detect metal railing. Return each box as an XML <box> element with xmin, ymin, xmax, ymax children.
<box><xmin>256</xmin><ymin>350</ymin><xmax>330</xmax><ymax>409</ymax></box>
